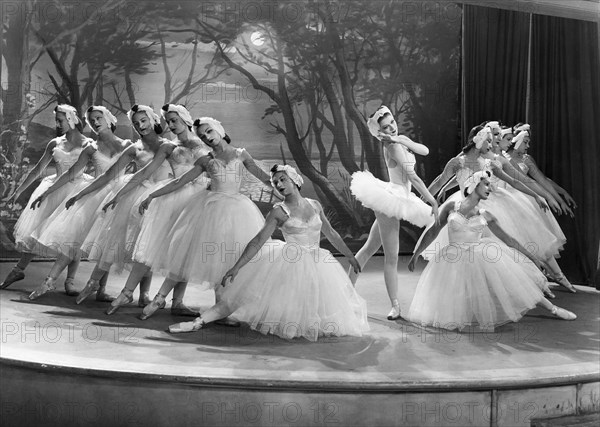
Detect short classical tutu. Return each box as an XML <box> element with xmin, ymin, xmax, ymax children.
<box><xmin>350</xmin><ymin>171</ymin><xmax>433</xmax><ymax>227</ymax></box>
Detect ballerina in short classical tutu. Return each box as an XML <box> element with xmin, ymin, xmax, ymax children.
<box><xmin>104</xmin><ymin>104</ymin><xmax>210</xmax><ymax>316</ymax></box>
<box><xmin>168</xmin><ymin>164</ymin><xmax>369</xmax><ymax>341</ymax></box>
<box><xmin>28</xmin><ymin>106</ymin><xmax>131</xmax><ymax>300</ymax></box>
<box><xmin>73</xmin><ymin>105</ymin><xmax>170</xmax><ymax>305</ymax></box>
<box><xmin>407</xmin><ymin>170</ymin><xmax>576</xmax><ymax>331</ymax></box>
<box><xmin>137</xmin><ymin>116</ymin><xmax>269</xmax><ymax>321</ymax></box>
<box><xmin>1</xmin><ymin>105</ymin><xmax>92</xmax><ymax>294</ymax></box>
<box><xmin>422</xmin><ymin>124</ymin><xmax>576</xmax><ymax>294</ymax></box>
<box><xmin>349</xmin><ymin>105</ymin><xmax>438</xmax><ymax>320</ymax></box>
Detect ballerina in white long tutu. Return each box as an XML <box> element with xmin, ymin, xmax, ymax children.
<box><xmin>423</xmin><ymin>124</ymin><xmax>576</xmax><ymax>294</ymax></box>
<box><xmin>138</xmin><ymin>116</ymin><xmax>270</xmax><ymax>321</ymax></box>
<box><xmin>104</xmin><ymin>104</ymin><xmax>210</xmax><ymax>316</ymax></box>
<box><xmin>1</xmin><ymin>105</ymin><xmax>93</xmax><ymax>294</ymax></box>
<box><xmin>28</xmin><ymin>106</ymin><xmax>131</xmax><ymax>300</ymax></box>
<box><xmin>349</xmin><ymin>106</ymin><xmax>438</xmax><ymax>320</ymax></box>
<box><xmin>73</xmin><ymin>105</ymin><xmax>171</xmax><ymax>305</ymax></box>
<box><xmin>407</xmin><ymin>170</ymin><xmax>576</xmax><ymax>331</ymax></box>
<box><xmin>168</xmin><ymin>164</ymin><xmax>369</xmax><ymax>341</ymax></box>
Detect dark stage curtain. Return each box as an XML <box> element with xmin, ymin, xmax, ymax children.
<box><xmin>529</xmin><ymin>15</ymin><xmax>600</xmax><ymax>287</ymax></box>
<box><xmin>462</xmin><ymin>5</ymin><xmax>530</xmax><ymax>132</ymax></box>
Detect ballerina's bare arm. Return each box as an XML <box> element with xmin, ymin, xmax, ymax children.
<box><xmin>380</xmin><ymin>134</ymin><xmax>429</xmax><ymax>156</ymax></box>
<box><xmin>525</xmin><ymin>155</ymin><xmax>576</xmax><ymax>212</ymax></box>
<box><xmin>240</xmin><ymin>149</ymin><xmax>271</xmax><ymax>185</ymax></box>
<box><xmin>220</xmin><ymin>207</ymin><xmax>286</xmax><ymax>286</ymax></box>
<box><xmin>313</xmin><ymin>199</ymin><xmax>360</xmax><ymax>272</ymax></box>
<box><xmin>66</xmin><ymin>143</ymin><xmax>135</xmax><ymax>208</ymax></box>
<box><xmin>489</xmin><ymin>162</ymin><xmax>548</xmax><ymax>210</ymax></box>
<box><xmin>427</xmin><ymin>157</ymin><xmax>461</xmax><ymax>198</ymax></box>
<box><xmin>102</xmin><ymin>142</ymin><xmax>174</xmax><ymax>211</ymax></box>
<box><xmin>146</xmin><ymin>155</ymin><xmax>208</xmax><ymax>200</ymax></box>
<box><xmin>483</xmin><ymin>210</ymin><xmax>544</xmax><ymax>269</ymax></box>
<box><xmin>499</xmin><ymin>155</ymin><xmax>563</xmax><ymax>215</ymax></box>
<box><xmin>10</xmin><ymin>139</ymin><xmax>57</xmax><ymax>200</ymax></box>
<box><xmin>409</xmin><ymin>202</ymin><xmax>453</xmax><ymax>266</ymax></box>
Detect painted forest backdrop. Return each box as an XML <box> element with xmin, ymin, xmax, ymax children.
<box><xmin>1</xmin><ymin>0</ymin><xmax>461</xmax><ymax>252</ymax></box>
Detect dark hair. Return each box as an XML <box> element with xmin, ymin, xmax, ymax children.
<box><xmin>462</xmin><ymin>125</ymin><xmax>485</xmax><ymax>153</ymax></box>
<box><xmin>131</xmin><ymin>105</ymin><xmax>163</xmax><ymax>134</ymax></box>
<box><xmin>377</xmin><ymin>112</ymin><xmax>392</xmax><ymax>125</ymax></box>
<box><xmin>507</xmin><ymin>129</ymin><xmax>530</xmax><ymax>152</ymax></box>
<box><xmin>270</xmin><ymin>164</ymin><xmax>301</xmax><ymax>190</ymax></box>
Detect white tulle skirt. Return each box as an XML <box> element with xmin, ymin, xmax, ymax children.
<box><xmin>81</xmin><ymin>176</ymin><xmax>167</xmax><ymax>273</ymax></box>
<box><xmin>407</xmin><ymin>239</ymin><xmax>548</xmax><ymax>331</ymax></box>
<box><xmin>162</xmin><ymin>191</ymin><xmax>265</xmax><ymax>287</ymax></box>
<box><xmin>350</xmin><ymin>171</ymin><xmax>433</xmax><ymax>227</ymax></box>
<box><xmin>32</xmin><ymin>176</ymin><xmax>123</xmax><ymax>260</ymax></box>
<box><xmin>14</xmin><ymin>174</ymin><xmax>92</xmax><ymax>254</ymax></box>
<box><xmin>416</xmin><ymin>188</ymin><xmax>563</xmax><ymax>261</ymax></box>
<box><xmin>220</xmin><ymin>241</ymin><xmax>370</xmax><ymax>341</ymax></box>
<box><xmin>132</xmin><ymin>178</ymin><xmax>209</xmax><ymax>268</ymax></box>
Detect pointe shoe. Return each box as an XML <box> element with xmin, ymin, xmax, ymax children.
<box><xmin>551</xmin><ymin>305</ymin><xmax>577</xmax><ymax>320</ymax></box>
<box><xmin>543</xmin><ymin>288</ymin><xmax>556</xmax><ymax>299</ymax></box>
<box><xmin>105</xmin><ymin>289</ymin><xmax>134</xmax><ymax>315</ymax></box>
<box><xmin>139</xmin><ymin>294</ymin><xmax>166</xmax><ymax>320</ymax></box>
<box><xmin>64</xmin><ymin>278</ymin><xmax>79</xmax><ymax>296</ymax></box>
<box><xmin>28</xmin><ymin>277</ymin><xmax>57</xmax><ymax>300</ymax></box>
<box><xmin>169</xmin><ymin>317</ymin><xmax>204</xmax><ymax>334</ymax></box>
<box><xmin>387</xmin><ymin>299</ymin><xmax>401</xmax><ymax>321</ymax></box>
<box><xmin>170</xmin><ymin>301</ymin><xmax>199</xmax><ymax>317</ymax></box>
<box><xmin>555</xmin><ymin>274</ymin><xmax>577</xmax><ymax>294</ymax></box>
<box><xmin>75</xmin><ymin>279</ymin><xmax>100</xmax><ymax>304</ymax></box>
<box><xmin>95</xmin><ymin>286</ymin><xmax>115</xmax><ymax>302</ymax></box>
<box><xmin>0</xmin><ymin>267</ymin><xmax>25</xmax><ymax>289</ymax></box>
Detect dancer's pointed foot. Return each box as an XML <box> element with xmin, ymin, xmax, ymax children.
<box><xmin>387</xmin><ymin>299</ymin><xmax>401</xmax><ymax>321</ymax></box>
<box><xmin>169</xmin><ymin>317</ymin><xmax>204</xmax><ymax>334</ymax></box>
<box><xmin>75</xmin><ymin>279</ymin><xmax>100</xmax><ymax>304</ymax></box>
<box><xmin>1</xmin><ymin>267</ymin><xmax>25</xmax><ymax>289</ymax></box>
<box><xmin>139</xmin><ymin>294</ymin><xmax>166</xmax><ymax>320</ymax></box>
<box><xmin>170</xmin><ymin>301</ymin><xmax>199</xmax><ymax>317</ymax></box>
<box><xmin>106</xmin><ymin>288</ymin><xmax>133</xmax><ymax>315</ymax></box>
<box><xmin>64</xmin><ymin>278</ymin><xmax>79</xmax><ymax>296</ymax></box>
<box><xmin>544</xmin><ymin>288</ymin><xmax>556</xmax><ymax>299</ymax></box>
<box><xmin>555</xmin><ymin>274</ymin><xmax>577</xmax><ymax>293</ymax></box>
<box><xmin>551</xmin><ymin>305</ymin><xmax>577</xmax><ymax>320</ymax></box>
<box><xmin>29</xmin><ymin>277</ymin><xmax>56</xmax><ymax>300</ymax></box>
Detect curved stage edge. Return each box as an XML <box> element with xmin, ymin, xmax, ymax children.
<box><xmin>1</xmin><ymin>259</ymin><xmax>599</xmax><ymax>427</ymax></box>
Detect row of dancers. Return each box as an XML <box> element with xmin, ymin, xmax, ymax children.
<box><xmin>1</xmin><ymin>103</ymin><xmax>577</xmax><ymax>340</ymax></box>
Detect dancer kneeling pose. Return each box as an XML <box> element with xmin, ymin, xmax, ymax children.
<box><xmin>169</xmin><ymin>165</ymin><xmax>370</xmax><ymax>341</ymax></box>
<box><xmin>407</xmin><ymin>171</ymin><xmax>576</xmax><ymax>332</ymax></box>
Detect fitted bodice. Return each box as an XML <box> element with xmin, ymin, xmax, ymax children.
<box><xmin>384</xmin><ymin>144</ymin><xmax>414</xmax><ymax>190</ymax></box>
<box><xmin>456</xmin><ymin>156</ymin><xmax>501</xmax><ymax>192</ymax></box>
<box><xmin>447</xmin><ymin>203</ymin><xmax>487</xmax><ymax>245</ymax></box>
<box><xmin>169</xmin><ymin>142</ymin><xmax>210</xmax><ymax>177</ymax></box>
<box><xmin>91</xmin><ymin>141</ymin><xmax>126</xmax><ymax>176</ymax></box>
<box><xmin>52</xmin><ymin>137</ymin><xmax>89</xmax><ymax>176</ymax></box>
<box><xmin>206</xmin><ymin>148</ymin><xmax>247</xmax><ymax>194</ymax></box>
<box><xmin>276</xmin><ymin>199</ymin><xmax>322</xmax><ymax>248</ymax></box>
